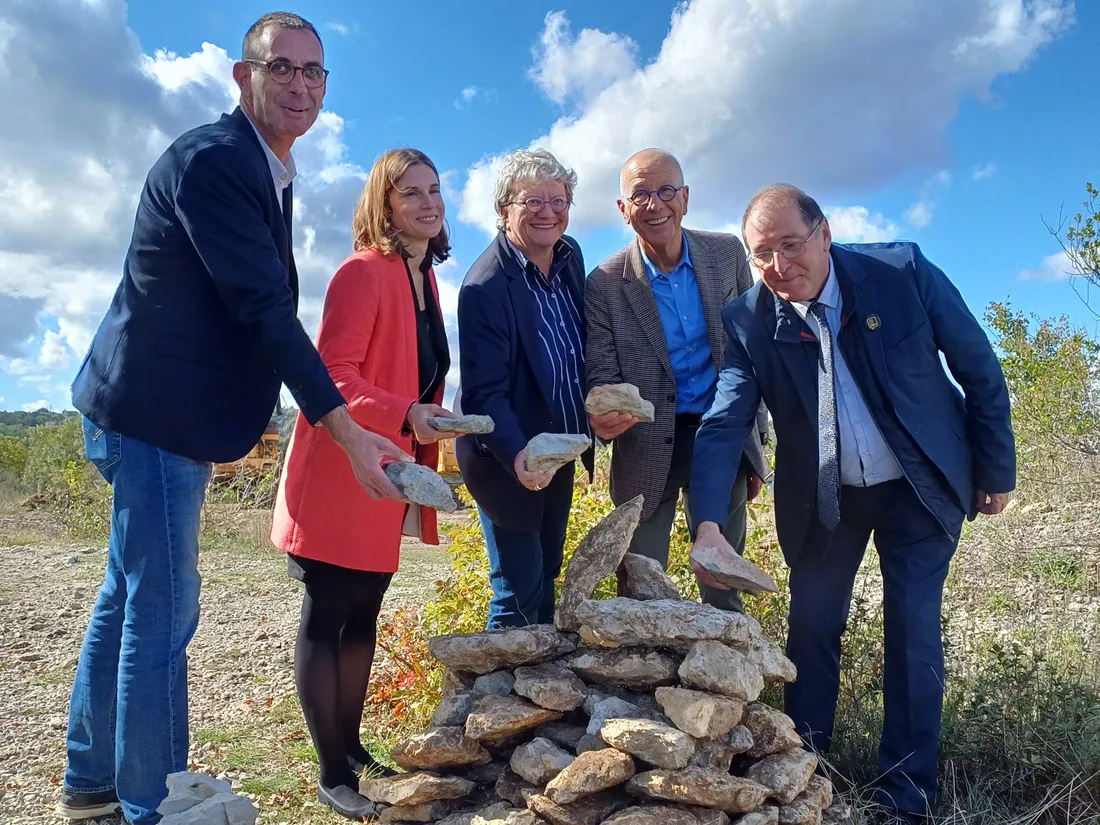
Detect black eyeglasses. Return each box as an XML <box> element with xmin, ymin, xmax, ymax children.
<box><xmin>627</xmin><ymin>185</ymin><xmax>683</xmax><ymax>207</ymax></box>
<box><xmin>244</xmin><ymin>58</ymin><xmax>329</xmax><ymax>88</ymax></box>
<box><xmin>508</xmin><ymin>196</ymin><xmax>570</xmax><ymax>214</ymax></box>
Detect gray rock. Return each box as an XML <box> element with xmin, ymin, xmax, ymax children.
<box><xmin>526</xmin><ymin>788</ymin><xmax>633</xmax><ymax>825</ymax></box>
<box><xmin>689</xmin><ymin>545</ymin><xmax>778</xmax><ymax>595</ymax></box>
<box><xmin>586</xmin><ymin>696</ymin><xmax>648</xmax><ymax>735</ymax></box>
<box><xmin>429</xmin><ymin>625</ymin><xmax>578</xmax><ymax>675</ymax></box>
<box><xmin>525</xmin><ymin>433</ymin><xmax>592</xmax><ymax>474</ymax></box>
<box><xmin>391</xmin><ymin>726</ymin><xmax>492</xmax><ymax>772</ymax></box>
<box><xmin>678</xmin><ymin>641</ymin><xmax>764</xmax><ymax>702</ymax></box>
<box><xmin>428</xmin><ymin>415</ymin><xmax>495</xmax><ymax>435</ymax></box>
<box><xmin>533</xmin><ymin>721</ymin><xmax>588</xmax><ymax>751</ymax></box>
<box><xmin>513</xmin><ymin>663</ymin><xmax>588</xmax><ymax>711</ymax></box>
<box><xmin>495</xmin><ymin>768</ymin><xmax>540</xmax><ymax>808</ymax></box>
<box><xmin>566</xmin><ymin>647</ymin><xmax>681</xmax><ymax>691</ymax></box>
<box><xmin>157</xmin><ymin>772</ymin><xmax>234</xmax><ymax>816</ymax></box>
<box><xmin>745</xmin><ymin>748</ymin><xmax>818</xmax><ymax>805</ymax></box>
<box><xmin>820</xmin><ymin>796</ymin><xmax>849</xmax><ymax>825</ymax></box>
<box><xmin>378</xmin><ymin>801</ymin><xmax>456</xmax><ymax>823</ymax></box>
<box><xmin>620</xmin><ymin>553</ymin><xmax>681</xmax><ymax>601</ymax></box>
<box><xmin>741</xmin><ymin>703</ymin><xmax>804</xmax><ymax>759</ymax></box>
<box><xmin>509</xmin><ymin>737</ymin><xmax>575</xmax><ymax>786</ymax></box>
<box><xmin>733</xmin><ymin>808</ymin><xmax>779</xmax><ymax>825</ymax></box>
<box><xmin>433</xmin><ymin>690</ymin><xmax>477</xmax><ymax>727</ymax></box>
<box><xmin>362</xmin><ymin>772</ymin><xmax>477</xmax><ymax>806</ymax></box>
<box><xmin>473</xmin><ymin>805</ymin><xmax>543</xmax><ymax>825</ymax></box>
<box><xmin>746</xmin><ymin>639</ymin><xmax>798</xmax><ymax>684</ymax></box>
<box><xmin>625</xmin><ymin>768</ymin><xmax>771</xmax><ymax>814</ymax></box>
<box><xmin>465</xmin><ymin>695</ymin><xmax>564</xmax><ymax>744</ymax></box>
<box><xmin>572</xmin><ymin>599</ymin><xmax>761</xmax><ymax>650</ymax></box>
<box><xmin>603</xmin><ymin>805</ymin><xmax>731</xmax><ymax>825</ymax></box>
<box><xmin>546</xmin><ymin>748</ymin><xmax>635</xmax><ymax>805</ymax></box>
<box><xmin>654</xmin><ymin>687</ymin><xmax>745</xmax><ymax>739</ymax></box>
<box><xmin>556</xmin><ymin>497</ymin><xmax>644</xmax><ymax>632</ymax></box>
<box><xmin>474</xmin><ymin>671</ymin><xmax>517</xmax><ymax>696</ymax></box>
<box><xmin>459</xmin><ymin>761</ymin><xmax>509</xmax><ymax>788</ymax></box>
<box><xmin>584</xmin><ymin>384</ymin><xmax>656</xmax><ymax>423</ymax></box>
<box><xmin>385</xmin><ymin>461</ymin><xmax>459</xmax><ymax>513</ymax></box>
<box><xmin>584</xmin><ymin>687</ymin><xmax>662</xmax><ymax>714</ymax></box>
<box><xmin>777</xmin><ymin>776</ymin><xmax>832</xmax><ymax>825</ymax></box>
<box><xmin>575</xmin><ymin>734</ymin><xmax>608</xmax><ymax>754</ymax></box>
<box><xmin>158</xmin><ymin>792</ymin><xmax>258</xmax><ymax>825</ymax></box>
<box><xmin>691</xmin><ymin>727</ymin><xmax>755</xmax><ymax>772</ymax></box>
<box><xmin>597</xmin><ymin>718</ymin><xmax>695</xmax><ymax>770</ymax></box>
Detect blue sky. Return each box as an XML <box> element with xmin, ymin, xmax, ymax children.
<box><xmin>0</xmin><ymin>0</ymin><xmax>1096</xmax><ymax>412</ymax></box>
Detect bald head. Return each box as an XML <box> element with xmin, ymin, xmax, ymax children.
<box><xmin>620</xmin><ymin>148</ymin><xmax>684</xmax><ymax>196</ymax></box>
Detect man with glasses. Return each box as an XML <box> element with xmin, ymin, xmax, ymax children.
<box><xmin>584</xmin><ymin>148</ymin><xmax>770</xmax><ymax>611</ymax></box>
<box><xmin>63</xmin><ymin>12</ymin><xmax>410</xmax><ymax>824</ymax></box>
<box><xmin>688</xmin><ymin>183</ymin><xmax>1016</xmax><ymax>823</ymax></box>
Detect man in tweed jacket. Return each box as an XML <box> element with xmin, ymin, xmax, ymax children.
<box><xmin>585</xmin><ymin>148</ymin><xmax>770</xmax><ymax>611</ymax></box>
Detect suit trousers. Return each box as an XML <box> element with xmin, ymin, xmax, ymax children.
<box><xmin>626</xmin><ymin>416</ymin><xmax>748</xmax><ymax>612</ymax></box>
<box><xmin>784</xmin><ymin>478</ymin><xmax>962</xmax><ymax>817</ymax></box>
<box><xmin>477</xmin><ymin>463</ymin><xmax>575</xmax><ymax>629</ymax></box>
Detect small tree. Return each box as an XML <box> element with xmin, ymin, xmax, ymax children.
<box><xmin>1048</xmin><ymin>182</ymin><xmax>1100</xmax><ymax>310</ymax></box>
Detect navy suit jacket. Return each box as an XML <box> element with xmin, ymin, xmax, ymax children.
<box><xmin>691</xmin><ymin>242</ymin><xmax>1015</xmax><ymax>564</ymax></box>
<box><xmin>454</xmin><ymin>232</ymin><xmax>594</xmax><ymax>530</ymax></box>
<box><xmin>71</xmin><ymin>106</ymin><xmax>345</xmax><ymax>463</ymax></box>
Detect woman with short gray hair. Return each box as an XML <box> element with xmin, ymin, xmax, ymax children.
<box><xmin>453</xmin><ymin>147</ymin><xmax>592</xmax><ymax>628</ymax></box>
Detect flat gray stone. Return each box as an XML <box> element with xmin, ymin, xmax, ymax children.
<box><xmin>527</xmin><ymin>788</ymin><xmax>633</xmax><ymax>825</ymax></box>
<box><xmin>571</xmin><ymin>599</ymin><xmax>761</xmax><ymax>649</ymax></box>
<box><xmin>474</xmin><ymin>671</ymin><xmax>517</xmax><ymax>696</ymax></box>
<box><xmin>654</xmin><ymin>687</ymin><xmax>745</xmax><ymax>739</ymax></box>
<box><xmin>433</xmin><ymin>690</ymin><xmax>477</xmax><ymax>727</ymax></box>
<box><xmin>626</xmin><ymin>768</ymin><xmax>771</xmax><ymax>814</ymax></box>
<box><xmin>513</xmin><ymin>663</ymin><xmax>588</xmax><ymax>711</ymax></box>
<box><xmin>157</xmin><ymin>772</ymin><xmax>234</xmax><ymax>816</ymax></box>
<box><xmin>575</xmin><ymin>734</ymin><xmax>608</xmax><ymax>754</ymax></box>
<box><xmin>465</xmin><ymin>695</ymin><xmax>563</xmax><ymax>744</ymax></box>
<box><xmin>509</xmin><ymin>737</ymin><xmax>575</xmax><ymax>786</ymax></box>
<box><xmin>391</xmin><ymin>726</ymin><xmax>492</xmax><ymax>772</ymax></box>
<box><xmin>734</xmin><ymin>808</ymin><xmax>779</xmax><ymax>825</ymax></box>
<box><xmin>361</xmin><ymin>772</ymin><xmax>477</xmax><ymax>806</ymax></box>
<box><xmin>525</xmin><ymin>433</ymin><xmax>592</xmax><ymax>474</ymax></box>
<box><xmin>678</xmin><ymin>641</ymin><xmax>764</xmax><ymax>702</ymax></box>
<box><xmin>429</xmin><ymin>625</ymin><xmax>578</xmax><ymax>675</ymax></box>
<box><xmin>597</xmin><ymin>718</ymin><xmax>695</xmax><ymax>769</ymax></box>
<box><xmin>586</xmin><ymin>696</ymin><xmax>649</xmax><ymax>736</ymax></box>
<box><xmin>533</xmin><ymin>721</ymin><xmax>588</xmax><ymax>751</ymax></box>
<box><xmin>428</xmin><ymin>415</ymin><xmax>495</xmax><ymax>435</ymax></box>
<box><xmin>385</xmin><ymin>461</ymin><xmax>459</xmax><ymax>513</ymax></box>
<box><xmin>620</xmin><ymin>553</ymin><xmax>681</xmax><ymax>601</ymax></box>
<box><xmin>545</xmin><ymin>748</ymin><xmax>635</xmax><ymax>805</ymax></box>
<box><xmin>556</xmin><ymin>497</ymin><xmax>644</xmax><ymax>632</ymax></box>
<box><xmin>745</xmin><ymin>748</ymin><xmax>818</xmax><ymax>805</ymax></box>
<box><xmin>378</xmin><ymin>801</ymin><xmax>456</xmax><ymax>823</ymax></box>
<box><xmin>689</xmin><ymin>545</ymin><xmax>778</xmax><ymax>595</ymax></box>
<box><xmin>584</xmin><ymin>384</ymin><xmax>655</xmax><ymax>423</ymax></box>
<box><xmin>603</xmin><ymin>806</ymin><xmax>731</xmax><ymax>825</ymax></box>
<box><xmin>566</xmin><ymin>647</ymin><xmax>681</xmax><ymax>691</ymax></box>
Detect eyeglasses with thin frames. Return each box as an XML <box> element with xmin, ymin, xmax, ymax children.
<box><xmin>749</xmin><ymin>219</ymin><xmax>823</xmax><ymax>268</ymax></box>
<box><xmin>244</xmin><ymin>58</ymin><xmax>329</xmax><ymax>88</ymax></box>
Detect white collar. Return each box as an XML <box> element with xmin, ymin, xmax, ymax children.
<box><xmin>243</xmin><ymin>109</ymin><xmax>296</xmax><ymax>190</ymax></box>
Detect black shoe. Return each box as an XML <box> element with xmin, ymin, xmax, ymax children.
<box><xmin>57</xmin><ymin>787</ymin><xmax>122</xmax><ymax>819</ymax></box>
<box><xmin>348</xmin><ymin>752</ymin><xmax>399</xmax><ymax>777</ymax></box>
<box><xmin>318</xmin><ymin>782</ymin><xmax>382</xmax><ymax>820</ymax></box>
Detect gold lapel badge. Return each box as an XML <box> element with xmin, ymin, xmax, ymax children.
<box><xmin>866</xmin><ymin>314</ymin><xmax>881</xmax><ymax>331</ymax></box>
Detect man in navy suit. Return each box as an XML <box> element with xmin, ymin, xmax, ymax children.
<box><xmin>62</xmin><ymin>13</ymin><xmax>409</xmax><ymax>824</ymax></box>
<box><xmin>690</xmin><ymin>184</ymin><xmax>1015</xmax><ymax>822</ymax></box>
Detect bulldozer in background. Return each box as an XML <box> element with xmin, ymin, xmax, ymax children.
<box><xmin>212</xmin><ymin>417</ymin><xmax>281</xmax><ymax>482</ymax></box>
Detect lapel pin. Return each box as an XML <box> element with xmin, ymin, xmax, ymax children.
<box><xmin>866</xmin><ymin>314</ymin><xmax>881</xmax><ymax>331</ymax></box>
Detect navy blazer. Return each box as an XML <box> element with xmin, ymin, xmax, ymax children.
<box><xmin>71</xmin><ymin>107</ymin><xmax>345</xmax><ymax>463</ymax></box>
<box><xmin>454</xmin><ymin>232</ymin><xmax>594</xmax><ymax>530</ymax></box>
<box><xmin>690</xmin><ymin>241</ymin><xmax>1016</xmax><ymax>564</ymax></box>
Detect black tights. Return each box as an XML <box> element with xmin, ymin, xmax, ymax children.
<box><xmin>295</xmin><ymin>573</ymin><xmax>392</xmax><ymax>789</ymax></box>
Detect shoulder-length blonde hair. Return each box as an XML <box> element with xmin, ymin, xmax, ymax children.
<box><xmin>351</xmin><ymin>148</ymin><xmax>451</xmax><ymax>264</ymax></box>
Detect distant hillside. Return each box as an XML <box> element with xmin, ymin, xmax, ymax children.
<box><xmin>0</xmin><ymin>409</ymin><xmax>78</xmax><ymax>439</ymax></box>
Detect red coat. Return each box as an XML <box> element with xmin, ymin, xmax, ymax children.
<box><xmin>271</xmin><ymin>248</ymin><xmax>446</xmax><ymax>573</ymax></box>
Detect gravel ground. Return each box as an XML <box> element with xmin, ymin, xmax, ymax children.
<box><xmin>0</xmin><ymin>503</ymin><xmax>453</xmax><ymax>824</ymax></box>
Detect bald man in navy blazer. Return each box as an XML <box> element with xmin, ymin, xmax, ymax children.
<box><xmin>689</xmin><ymin>184</ymin><xmax>1015</xmax><ymax>823</ymax></box>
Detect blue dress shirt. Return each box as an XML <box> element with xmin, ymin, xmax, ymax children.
<box><xmin>640</xmin><ymin>233</ymin><xmax>717</xmax><ymax>415</ymax></box>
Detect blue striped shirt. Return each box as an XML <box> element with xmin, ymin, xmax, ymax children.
<box><xmin>507</xmin><ymin>239</ymin><xmax>590</xmax><ymax>437</ymax></box>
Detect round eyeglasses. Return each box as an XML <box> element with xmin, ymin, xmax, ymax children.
<box><xmin>244</xmin><ymin>58</ymin><xmax>329</xmax><ymax>88</ymax></box>
<box><xmin>627</xmin><ymin>185</ymin><xmax>683</xmax><ymax>207</ymax></box>
<box><xmin>509</xmin><ymin>196</ymin><xmax>570</xmax><ymax>214</ymax></box>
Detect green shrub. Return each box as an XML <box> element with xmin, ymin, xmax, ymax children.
<box><xmin>0</xmin><ymin>435</ymin><xmax>29</xmax><ymax>478</ymax></box>
<box><xmin>21</xmin><ymin>418</ymin><xmax>111</xmax><ymax>539</ymax></box>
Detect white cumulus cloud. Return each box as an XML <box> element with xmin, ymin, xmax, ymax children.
<box><xmin>826</xmin><ymin>206</ymin><xmax>902</xmax><ymax>243</ymax></box>
<box><xmin>528</xmin><ymin>11</ymin><xmax>639</xmax><ymax>106</ymax></box>
<box><xmin>1019</xmin><ymin>250</ymin><xmax>1072</xmax><ymax>282</ymax></box>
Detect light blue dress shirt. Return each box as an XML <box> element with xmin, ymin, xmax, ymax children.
<box><xmin>641</xmin><ymin>233</ymin><xmax>717</xmax><ymax>415</ymax></box>
<box><xmin>792</xmin><ymin>255</ymin><xmax>904</xmax><ymax>487</ymax></box>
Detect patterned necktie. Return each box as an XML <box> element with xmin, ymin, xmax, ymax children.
<box><xmin>808</xmin><ymin>301</ymin><xmax>841</xmax><ymax>530</ymax></box>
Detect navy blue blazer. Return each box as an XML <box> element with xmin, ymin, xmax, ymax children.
<box><xmin>454</xmin><ymin>232</ymin><xmax>594</xmax><ymax>530</ymax></box>
<box><xmin>690</xmin><ymin>242</ymin><xmax>1016</xmax><ymax>564</ymax></box>
<box><xmin>71</xmin><ymin>106</ymin><xmax>345</xmax><ymax>464</ymax></box>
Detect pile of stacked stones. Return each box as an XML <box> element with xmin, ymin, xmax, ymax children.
<box><xmin>360</xmin><ymin>496</ymin><xmax>849</xmax><ymax>825</ymax></box>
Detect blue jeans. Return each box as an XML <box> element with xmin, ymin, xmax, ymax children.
<box><xmin>784</xmin><ymin>478</ymin><xmax>963</xmax><ymax>818</ymax></box>
<box><xmin>65</xmin><ymin>417</ymin><xmax>211</xmax><ymax>824</ymax></box>
<box><xmin>478</xmin><ymin>466</ymin><xmax>573</xmax><ymax>628</ymax></box>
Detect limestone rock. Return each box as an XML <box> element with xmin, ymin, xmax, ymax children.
<box><xmin>571</xmin><ymin>599</ymin><xmax>761</xmax><ymax>649</ymax></box>
<box><xmin>586</xmin><ymin>696</ymin><xmax>648</xmax><ymax>735</ymax></box>
<box><xmin>434</xmin><ymin>690</ymin><xmax>477</xmax><ymax>727</ymax></box>
<box><xmin>545</xmin><ymin>748</ymin><xmax>636</xmax><ymax>805</ymax></box>
<box><xmin>428</xmin><ymin>415</ymin><xmax>495</xmax><ymax>435</ymax></box>
<box><xmin>465</xmin><ymin>695</ymin><xmax>563</xmax><ymax>744</ymax></box>
<box><xmin>599</xmin><ymin>718</ymin><xmax>695</xmax><ymax>769</ymax></box>
<box><xmin>579</xmin><ymin>625</ymin><xmax>622</xmax><ymax>648</ymax></box>
<box><xmin>733</xmin><ymin>807</ymin><xmax>779</xmax><ymax>825</ymax></box>
<box><xmin>556</xmin><ymin>497</ymin><xmax>644</xmax><ymax>632</ymax></box>
<box><xmin>460</xmin><ymin>761</ymin><xmax>509</xmax><ymax>788</ymax></box>
<box><xmin>385</xmin><ymin>461</ymin><xmax>459</xmax><ymax>513</ymax></box>
<box><xmin>604</xmin><ymin>805</ymin><xmax>732</xmax><ymax>825</ymax></box>
<box><xmin>620</xmin><ymin>553</ymin><xmax>681</xmax><ymax>601</ymax></box>
<box><xmin>741</xmin><ymin>704</ymin><xmax>803</xmax><ymax>759</ymax></box>
<box><xmin>565</xmin><ymin>647</ymin><xmax>681</xmax><ymax>691</ymax></box>
<box><xmin>584</xmin><ymin>687</ymin><xmax>662</xmax><ymax>714</ymax></box>
<box><xmin>691</xmin><ymin>727</ymin><xmax>754</xmax><ymax>772</ymax></box>
<box><xmin>158</xmin><ymin>793</ymin><xmax>258</xmax><ymax>825</ymax></box>
<box><xmin>473</xmin><ymin>804</ymin><xmax>543</xmax><ymax>825</ymax></box>
<box><xmin>509</xmin><ymin>737</ymin><xmax>575</xmax><ymax>786</ymax></box>
<box><xmin>513</xmin><ymin>663</ymin><xmax>588</xmax><ymax>711</ymax></box>
<box><xmin>361</xmin><ymin>772</ymin><xmax>477</xmax><ymax>807</ymax></box>
<box><xmin>495</xmin><ymin>769</ymin><xmax>540</xmax><ymax>808</ymax></box>
<box><xmin>584</xmin><ymin>384</ymin><xmax>656</xmax><ymax>423</ymax></box>
<box><xmin>747</xmin><ymin>639</ymin><xmax>797</xmax><ymax>684</ymax></box>
<box><xmin>745</xmin><ymin>748</ymin><xmax>818</xmax><ymax>804</ymax></box>
<box><xmin>443</xmin><ymin>668</ymin><xmax>478</xmax><ymax>693</ymax></box>
<box><xmin>525</xmin><ymin>433</ymin><xmax>592</xmax><ymax>474</ymax></box>
<box><xmin>655</xmin><ymin>687</ymin><xmax>745</xmax><ymax>739</ymax></box>
<box><xmin>474</xmin><ymin>671</ymin><xmax>517</xmax><ymax>696</ymax></box>
<box><xmin>526</xmin><ymin>788</ymin><xmax>632</xmax><ymax>825</ymax></box>
<box><xmin>429</xmin><ymin>625</ymin><xmax>578</xmax><ymax>675</ymax></box>
<box><xmin>534</xmin><ymin>721</ymin><xmax>588</xmax><ymax>751</ymax></box>
<box><xmin>378</xmin><ymin>801</ymin><xmax>456</xmax><ymax>823</ymax></box>
<box><xmin>679</xmin><ymin>641</ymin><xmax>764</xmax><ymax>702</ymax></box>
<box><xmin>575</xmin><ymin>734</ymin><xmax>608</xmax><ymax>754</ymax></box>
<box><xmin>820</xmin><ymin>797</ymin><xmax>849</xmax><ymax>825</ymax></box>
<box><xmin>689</xmin><ymin>545</ymin><xmax>778</xmax><ymax>595</ymax></box>
<box><xmin>626</xmin><ymin>768</ymin><xmax>772</xmax><ymax>814</ymax></box>
<box><xmin>157</xmin><ymin>772</ymin><xmax>233</xmax><ymax>816</ymax></box>
<box><xmin>391</xmin><ymin>727</ymin><xmax>492</xmax><ymax>772</ymax></box>
<box><xmin>778</xmin><ymin>776</ymin><xmax>832</xmax><ymax>825</ymax></box>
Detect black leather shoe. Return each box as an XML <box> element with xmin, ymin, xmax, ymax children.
<box><xmin>57</xmin><ymin>787</ymin><xmax>122</xmax><ymax>819</ymax></box>
<box><xmin>318</xmin><ymin>782</ymin><xmax>382</xmax><ymax>820</ymax></box>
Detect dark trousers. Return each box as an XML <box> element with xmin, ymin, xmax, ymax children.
<box><xmin>784</xmin><ymin>479</ymin><xmax>962</xmax><ymax>817</ymax></box>
<box><xmin>477</xmin><ymin>464</ymin><xmax>574</xmax><ymax>629</ymax></box>
<box><xmin>626</xmin><ymin>416</ymin><xmax>748</xmax><ymax>612</ymax></box>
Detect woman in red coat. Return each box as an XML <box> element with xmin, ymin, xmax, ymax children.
<box><xmin>271</xmin><ymin>148</ymin><xmax>454</xmax><ymax>819</ymax></box>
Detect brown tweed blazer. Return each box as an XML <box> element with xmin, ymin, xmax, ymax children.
<box><xmin>584</xmin><ymin>228</ymin><xmax>770</xmax><ymax>522</ymax></box>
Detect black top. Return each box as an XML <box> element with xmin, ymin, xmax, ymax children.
<box><xmin>404</xmin><ymin>255</ymin><xmax>450</xmax><ymax>403</ymax></box>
